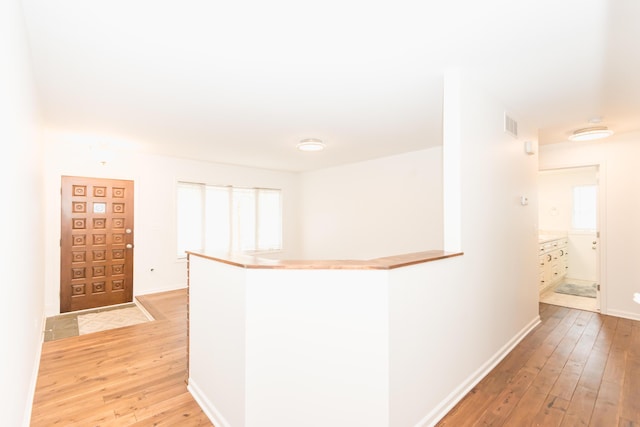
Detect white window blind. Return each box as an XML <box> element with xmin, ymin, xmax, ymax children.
<box><xmin>177</xmin><ymin>182</ymin><xmax>282</xmax><ymax>257</ymax></box>
<box><xmin>177</xmin><ymin>182</ymin><xmax>204</xmax><ymax>255</ymax></box>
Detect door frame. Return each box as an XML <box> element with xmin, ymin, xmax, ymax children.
<box><xmin>538</xmin><ymin>161</ymin><xmax>607</xmax><ymax>313</ymax></box>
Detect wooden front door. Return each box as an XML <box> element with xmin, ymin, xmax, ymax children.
<box><xmin>60</xmin><ymin>176</ymin><xmax>134</xmax><ymax>313</ymax></box>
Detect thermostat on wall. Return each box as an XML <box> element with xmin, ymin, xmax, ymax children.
<box><xmin>524</xmin><ymin>140</ymin><xmax>535</xmax><ymax>155</ymax></box>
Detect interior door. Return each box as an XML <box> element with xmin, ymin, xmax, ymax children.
<box><xmin>60</xmin><ymin>176</ymin><xmax>134</xmax><ymax>313</ymax></box>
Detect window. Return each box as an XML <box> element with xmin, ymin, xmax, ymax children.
<box><xmin>572</xmin><ymin>185</ymin><xmax>597</xmax><ymax>230</ymax></box>
<box><xmin>177</xmin><ymin>182</ymin><xmax>282</xmax><ymax>257</ymax></box>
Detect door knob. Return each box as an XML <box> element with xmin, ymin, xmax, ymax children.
<box><xmin>126</xmin><ymin>228</ymin><xmax>132</xmax><ymax>234</ymax></box>
<box><xmin>126</xmin><ymin>243</ymin><xmax>133</xmax><ymax>249</ymax></box>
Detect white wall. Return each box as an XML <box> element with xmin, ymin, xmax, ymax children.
<box><xmin>298</xmin><ymin>148</ymin><xmax>443</xmax><ymax>259</ymax></box>
<box><xmin>388</xmin><ymin>72</ymin><xmax>540</xmax><ymax>426</ymax></box>
<box><xmin>457</xmin><ymin>73</ymin><xmax>540</xmax><ymax>342</ymax></box>
<box><xmin>0</xmin><ymin>0</ymin><xmax>45</xmax><ymax>425</ymax></box>
<box><xmin>540</xmin><ymin>134</ymin><xmax>640</xmax><ymax>320</ymax></box>
<box><xmin>42</xmin><ymin>131</ymin><xmax>300</xmax><ymax>315</ymax></box>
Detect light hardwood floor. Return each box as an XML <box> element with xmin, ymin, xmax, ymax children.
<box><xmin>30</xmin><ymin>289</ymin><xmax>213</xmax><ymax>426</ymax></box>
<box><xmin>31</xmin><ymin>291</ymin><xmax>639</xmax><ymax>426</ymax></box>
<box><xmin>437</xmin><ymin>303</ymin><xmax>640</xmax><ymax>426</ymax></box>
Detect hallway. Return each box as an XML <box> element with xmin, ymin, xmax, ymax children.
<box><xmin>438</xmin><ymin>303</ymin><xmax>640</xmax><ymax>426</ymax></box>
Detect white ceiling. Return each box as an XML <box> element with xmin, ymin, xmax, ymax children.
<box><xmin>21</xmin><ymin>0</ymin><xmax>640</xmax><ymax>172</ymax></box>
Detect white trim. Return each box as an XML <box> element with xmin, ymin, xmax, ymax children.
<box><xmin>416</xmin><ymin>315</ymin><xmax>542</xmax><ymax>427</ymax></box>
<box><xmin>134</xmin><ymin>284</ymin><xmax>186</xmax><ymax>297</ymax></box>
<box><xmin>133</xmin><ymin>299</ymin><xmax>155</xmax><ymax>321</ymax></box>
<box><xmin>606</xmin><ymin>309</ymin><xmax>640</xmax><ymax>322</ymax></box>
<box><xmin>188</xmin><ymin>379</ymin><xmax>232</xmax><ymax>427</ymax></box>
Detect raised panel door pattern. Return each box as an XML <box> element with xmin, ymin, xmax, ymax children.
<box><xmin>60</xmin><ymin>176</ymin><xmax>134</xmax><ymax>313</ymax></box>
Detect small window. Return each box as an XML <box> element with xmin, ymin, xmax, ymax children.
<box><xmin>572</xmin><ymin>185</ymin><xmax>597</xmax><ymax>230</ymax></box>
<box><xmin>177</xmin><ymin>182</ymin><xmax>283</xmax><ymax>257</ymax></box>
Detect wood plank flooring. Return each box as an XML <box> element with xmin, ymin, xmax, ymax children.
<box><xmin>30</xmin><ymin>289</ymin><xmax>213</xmax><ymax>426</ymax></box>
<box><xmin>31</xmin><ymin>291</ymin><xmax>640</xmax><ymax>426</ymax></box>
<box><xmin>437</xmin><ymin>303</ymin><xmax>640</xmax><ymax>427</ymax></box>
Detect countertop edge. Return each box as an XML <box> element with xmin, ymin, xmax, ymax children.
<box><xmin>186</xmin><ymin>250</ymin><xmax>464</xmax><ymax>270</ymax></box>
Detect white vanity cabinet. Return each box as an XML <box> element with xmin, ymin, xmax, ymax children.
<box><xmin>538</xmin><ymin>236</ymin><xmax>568</xmax><ymax>292</ymax></box>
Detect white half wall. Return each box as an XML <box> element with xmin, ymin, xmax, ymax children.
<box><xmin>188</xmin><ymin>256</ymin><xmax>247</xmax><ymax>427</ymax></box>
<box><xmin>388</xmin><ymin>258</ymin><xmax>540</xmax><ymax>426</ymax></box>
<box><xmin>188</xmin><ymin>72</ymin><xmax>540</xmax><ymax>427</ymax></box>
<box><xmin>42</xmin><ymin>131</ymin><xmax>300</xmax><ymax>315</ymax></box>
<box><xmin>0</xmin><ymin>0</ymin><xmax>45</xmax><ymax>425</ymax></box>
<box><xmin>540</xmin><ymin>134</ymin><xmax>640</xmax><ymax>320</ymax></box>
<box><xmin>298</xmin><ymin>148</ymin><xmax>443</xmax><ymax>259</ymax></box>
<box><xmin>244</xmin><ymin>268</ymin><xmax>389</xmax><ymax>427</ymax></box>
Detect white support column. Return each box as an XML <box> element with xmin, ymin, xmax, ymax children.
<box><xmin>442</xmin><ymin>69</ymin><xmax>462</xmax><ymax>252</ymax></box>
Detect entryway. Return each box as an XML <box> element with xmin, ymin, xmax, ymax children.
<box><xmin>43</xmin><ymin>301</ymin><xmax>151</xmax><ymax>341</ymax></box>
<box><xmin>60</xmin><ymin>176</ymin><xmax>135</xmax><ymax>313</ymax></box>
<box><xmin>538</xmin><ymin>166</ymin><xmax>601</xmax><ymax>312</ymax></box>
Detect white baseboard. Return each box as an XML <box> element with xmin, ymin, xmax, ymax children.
<box><xmin>23</xmin><ymin>313</ymin><xmax>46</xmax><ymax>427</ymax></box>
<box><xmin>606</xmin><ymin>309</ymin><xmax>640</xmax><ymax>322</ymax></box>
<box><xmin>416</xmin><ymin>315</ymin><xmax>542</xmax><ymax>427</ymax></box>
<box><xmin>134</xmin><ymin>284</ymin><xmax>187</xmax><ymax>297</ymax></box>
<box><xmin>188</xmin><ymin>378</ymin><xmax>231</xmax><ymax>427</ymax></box>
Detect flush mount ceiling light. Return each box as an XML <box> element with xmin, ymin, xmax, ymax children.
<box><xmin>297</xmin><ymin>138</ymin><xmax>326</xmax><ymax>152</ymax></box>
<box><xmin>568</xmin><ymin>126</ymin><xmax>614</xmax><ymax>142</ymax></box>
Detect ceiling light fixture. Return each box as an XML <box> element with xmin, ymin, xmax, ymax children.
<box><xmin>568</xmin><ymin>126</ymin><xmax>614</xmax><ymax>142</ymax></box>
<box><xmin>297</xmin><ymin>138</ymin><xmax>325</xmax><ymax>152</ymax></box>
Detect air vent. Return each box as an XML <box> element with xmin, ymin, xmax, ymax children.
<box><xmin>504</xmin><ymin>113</ymin><xmax>518</xmax><ymax>138</ymax></box>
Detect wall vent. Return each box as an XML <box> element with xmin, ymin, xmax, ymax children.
<box><xmin>504</xmin><ymin>113</ymin><xmax>518</xmax><ymax>138</ymax></box>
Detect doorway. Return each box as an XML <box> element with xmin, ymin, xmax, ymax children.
<box><xmin>60</xmin><ymin>176</ymin><xmax>135</xmax><ymax>313</ymax></box>
<box><xmin>538</xmin><ymin>166</ymin><xmax>600</xmax><ymax>312</ymax></box>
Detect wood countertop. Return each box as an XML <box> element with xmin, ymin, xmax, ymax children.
<box><xmin>186</xmin><ymin>250</ymin><xmax>463</xmax><ymax>270</ymax></box>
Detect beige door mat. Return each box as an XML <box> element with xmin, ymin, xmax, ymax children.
<box><xmin>77</xmin><ymin>304</ymin><xmax>151</xmax><ymax>335</ymax></box>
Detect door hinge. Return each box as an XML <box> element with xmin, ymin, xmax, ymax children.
<box><xmin>597</xmin><ymin>284</ymin><xmax>601</xmax><ymax>291</ymax></box>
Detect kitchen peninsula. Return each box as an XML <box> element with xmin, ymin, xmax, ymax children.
<box><xmin>187</xmin><ymin>250</ymin><xmax>463</xmax><ymax>427</ymax></box>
